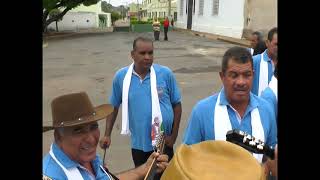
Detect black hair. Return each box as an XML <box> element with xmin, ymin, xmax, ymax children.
<box><xmin>133</xmin><ymin>37</ymin><xmax>153</xmax><ymax>50</ymax></box>
<box><xmin>222</xmin><ymin>46</ymin><xmax>253</xmax><ymax>73</ymax></box>
<box><xmin>267</xmin><ymin>27</ymin><xmax>277</xmax><ymax>41</ymax></box>
<box><xmin>252</xmin><ymin>31</ymin><xmax>264</xmax><ymax>42</ymax></box>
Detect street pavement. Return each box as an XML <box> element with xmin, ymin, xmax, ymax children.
<box><xmin>43</xmin><ymin>30</ymin><xmax>239</xmax><ymax>173</ymax></box>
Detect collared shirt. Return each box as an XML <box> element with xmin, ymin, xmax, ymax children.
<box><xmin>182</xmin><ymin>89</ymin><xmax>277</xmax><ymax>147</ymax></box>
<box><xmin>132</xmin><ymin>69</ymin><xmax>145</xmax><ymax>83</ymax></box>
<box><xmin>261</xmin><ymin>87</ymin><xmax>278</xmax><ymax>119</ymax></box>
<box><xmin>251</xmin><ymin>50</ymin><xmax>275</xmax><ymax>95</ymax></box>
<box><xmin>110</xmin><ymin>63</ymin><xmax>181</xmax><ymax>152</ymax></box>
<box><xmin>43</xmin><ymin>143</ymin><xmax>111</xmax><ymax>180</ymax></box>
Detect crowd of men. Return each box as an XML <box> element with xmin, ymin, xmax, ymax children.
<box><xmin>43</xmin><ymin>27</ymin><xmax>278</xmax><ymax>180</ymax></box>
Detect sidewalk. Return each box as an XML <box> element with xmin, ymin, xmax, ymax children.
<box><xmin>43</xmin><ymin>27</ymin><xmax>113</xmax><ymax>41</ymax></box>
<box><xmin>174</xmin><ymin>28</ymin><xmax>250</xmax><ymax>47</ymax></box>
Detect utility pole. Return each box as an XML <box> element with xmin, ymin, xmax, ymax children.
<box><xmin>168</xmin><ymin>0</ymin><xmax>171</xmax><ymax>18</ymax></box>
<box><xmin>137</xmin><ymin>0</ymin><xmax>140</xmax><ymax>21</ymax></box>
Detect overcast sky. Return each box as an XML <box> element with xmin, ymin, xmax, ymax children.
<box><xmin>102</xmin><ymin>0</ymin><xmax>140</xmax><ymax>7</ymax></box>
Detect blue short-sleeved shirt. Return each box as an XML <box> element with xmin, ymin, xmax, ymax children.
<box><xmin>183</xmin><ymin>89</ymin><xmax>277</xmax><ymax>147</ymax></box>
<box><xmin>110</xmin><ymin>64</ymin><xmax>181</xmax><ymax>152</ymax></box>
<box><xmin>251</xmin><ymin>50</ymin><xmax>274</xmax><ymax>95</ymax></box>
<box><xmin>261</xmin><ymin>87</ymin><xmax>277</xmax><ymax>119</ymax></box>
<box><xmin>43</xmin><ymin>143</ymin><xmax>110</xmax><ymax>180</ymax></box>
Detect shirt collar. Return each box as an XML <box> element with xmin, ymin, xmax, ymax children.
<box><xmin>263</xmin><ymin>49</ymin><xmax>272</xmax><ymax>62</ymax></box>
<box><xmin>132</xmin><ymin>65</ymin><xmax>151</xmax><ymax>80</ymax></box>
<box><xmin>52</xmin><ymin>142</ymin><xmax>101</xmax><ymax>169</ymax></box>
<box><xmin>219</xmin><ymin>88</ymin><xmax>259</xmax><ymax>113</ymax></box>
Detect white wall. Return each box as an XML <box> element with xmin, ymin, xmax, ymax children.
<box><xmin>48</xmin><ymin>12</ymin><xmax>97</xmax><ymax>31</ymax></box>
<box><xmin>176</xmin><ymin>0</ymin><xmax>187</xmax><ymax>29</ymax></box>
<box><xmin>106</xmin><ymin>13</ymin><xmax>111</xmax><ymax>27</ymax></box>
<box><xmin>177</xmin><ymin>0</ymin><xmax>245</xmax><ymax>38</ymax></box>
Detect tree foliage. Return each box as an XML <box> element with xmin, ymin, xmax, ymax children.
<box><xmin>49</xmin><ymin>9</ymin><xmax>63</xmax><ymax>31</ymax></box>
<box><xmin>101</xmin><ymin>1</ymin><xmax>113</xmax><ymax>13</ymax></box>
<box><xmin>111</xmin><ymin>11</ymin><xmax>120</xmax><ymax>25</ymax></box>
<box><xmin>43</xmin><ymin>0</ymin><xmax>100</xmax><ymax>32</ymax></box>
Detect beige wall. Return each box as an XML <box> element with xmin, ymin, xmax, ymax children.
<box><xmin>243</xmin><ymin>0</ymin><xmax>277</xmax><ymax>39</ymax></box>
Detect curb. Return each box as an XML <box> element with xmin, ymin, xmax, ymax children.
<box><xmin>43</xmin><ymin>28</ymin><xmax>114</xmax><ymax>41</ymax></box>
<box><xmin>174</xmin><ymin>28</ymin><xmax>250</xmax><ymax>47</ymax></box>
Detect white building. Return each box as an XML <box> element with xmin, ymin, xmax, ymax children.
<box><xmin>48</xmin><ymin>1</ymin><xmax>111</xmax><ymax>31</ymax></box>
<box><xmin>177</xmin><ymin>0</ymin><xmax>277</xmax><ymax>39</ymax></box>
<box><xmin>140</xmin><ymin>0</ymin><xmax>177</xmax><ymax>21</ymax></box>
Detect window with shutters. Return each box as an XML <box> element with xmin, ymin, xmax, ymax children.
<box><xmin>180</xmin><ymin>0</ymin><xmax>184</xmax><ymax>16</ymax></box>
<box><xmin>198</xmin><ymin>0</ymin><xmax>204</xmax><ymax>15</ymax></box>
<box><xmin>212</xmin><ymin>0</ymin><xmax>219</xmax><ymax>16</ymax></box>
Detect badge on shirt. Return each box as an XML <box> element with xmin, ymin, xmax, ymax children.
<box><xmin>157</xmin><ymin>86</ymin><xmax>164</xmax><ymax>99</ymax></box>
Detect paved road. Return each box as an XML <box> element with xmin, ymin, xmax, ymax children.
<box><xmin>43</xmin><ymin>31</ymin><xmax>236</xmax><ymax>173</ymax></box>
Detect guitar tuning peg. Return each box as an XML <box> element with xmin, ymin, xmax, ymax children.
<box><xmin>257</xmin><ymin>144</ymin><xmax>263</xmax><ymax>150</ymax></box>
<box><xmin>243</xmin><ymin>136</ymin><xmax>247</xmax><ymax>143</ymax></box>
<box><xmin>249</xmin><ymin>140</ymin><xmax>256</xmax><ymax>146</ymax></box>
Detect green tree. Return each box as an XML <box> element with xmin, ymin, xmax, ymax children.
<box><xmin>49</xmin><ymin>9</ymin><xmax>63</xmax><ymax>32</ymax></box>
<box><xmin>111</xmin><ymin>11</ymin><xmax>120</xmax><ymax>25</ymax></box>
<box><xmin>43</xmin><ymin>0</ymin><xmax>100</xmax><ymax>32</ymax></box>
<box><xmin>101</xmin><ymin>1</ymin><xmax>113</xmax><ymax>13</ymax></box>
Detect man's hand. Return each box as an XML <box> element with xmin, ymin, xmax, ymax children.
<box><xmin>263</xmin><ymin>144</ymin><xmax>278</xmax><ymax>177</ymax></box>
<box><xmin>116</xmin><ymin>152</ymin><xmax>169</xmax><ymax>180</ymax></box>
<box><xmin>164</xmin><ymin>135</ymin><xmax>176</xmax><ymax>148</ymax></box>
<box><xmin>145</xmin><ymin>152</ymin><xmax>169</xmax><ymax>174</ymax></box>
<box><xmin>99</xmin><ymin>136</ymin><xmax>111</xmax><ymax>149</ymax></box>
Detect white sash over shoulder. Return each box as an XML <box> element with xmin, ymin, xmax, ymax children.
<box><xmin>49</xmin><ymin>144</ymin><xmax>84</xmax><ymax>180</ymax></box>
<box><xmin>258</xmin><ymin>53</ymin><xmax>269</xmax><ymax>96</ymax></box>
<box><xmin>121</xmin><ymin>63</ymin><xmax>163</xmax><ymax>146</ymax></box>
<box><xmin>214</xmin><ymin>92</ymin><xmax>265</xmax><ymax>163</ymax></box>
<box><xmin>268</xmin><ymin>75</ymin><xmax>278</xmax><ymax>100</ymax></box>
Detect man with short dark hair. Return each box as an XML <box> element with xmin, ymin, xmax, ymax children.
<box><xmin>100</xmin><ymin>37</ymin><xmax>182</xmax><ymax>180</ymax></box>
<box><xmin>248</xmin><ymin>31</ymin><xmax>267</xmax><ymax>56</ymax></box>
<box><xmin>251</xmin><ymin>27</ymin><xmax>278</xmax><ymax>96</ymax></box>
<box><xmin>183</xmin><ymin>46</ymin><xmax>277</xmax><ymax>165</ymax></box>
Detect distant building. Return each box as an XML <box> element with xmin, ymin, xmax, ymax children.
<box><xmin>140</xmin><ymin>0</ymin><xmax>177</xmax><ymax>21</ymax></box>
<box><xmin>176</xmin><ymin>0</ymin><xmax>277</xmax><ymax>39</ymax></box>
<box><xmin>128</xmin><ymin>3</ymin><xmax>141</xmax><ymax>17</ymax></box>
<box><xmin>48</xmin><ymin>1</ymin><xmax>111</xmax><ymax>31</ymax></box>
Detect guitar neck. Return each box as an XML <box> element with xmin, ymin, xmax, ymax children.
<box><xmin>144</xmin><ymin>134</ymin><xmax>165</xmax><ymax>180</ymax></box>
<box><xmin>144</xmin><ymin>158</ymin><xmax>158</xmax><ymax>180</ymax></box>
<box><xmin>226</xmin><ymin>129</ymin><xmax>275</xmax><ymax>160</ymax></box>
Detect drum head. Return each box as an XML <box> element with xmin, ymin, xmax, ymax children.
<box><xmin>161</xmin><ymin>140</ymin><xmax>266</xmax><ymax>180</ymax></box>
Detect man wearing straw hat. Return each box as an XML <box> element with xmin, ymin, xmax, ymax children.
<box><xmin>42</xmin><ymin>92</ymin><xmax>169</xmax><ymax>180</ymax></box>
